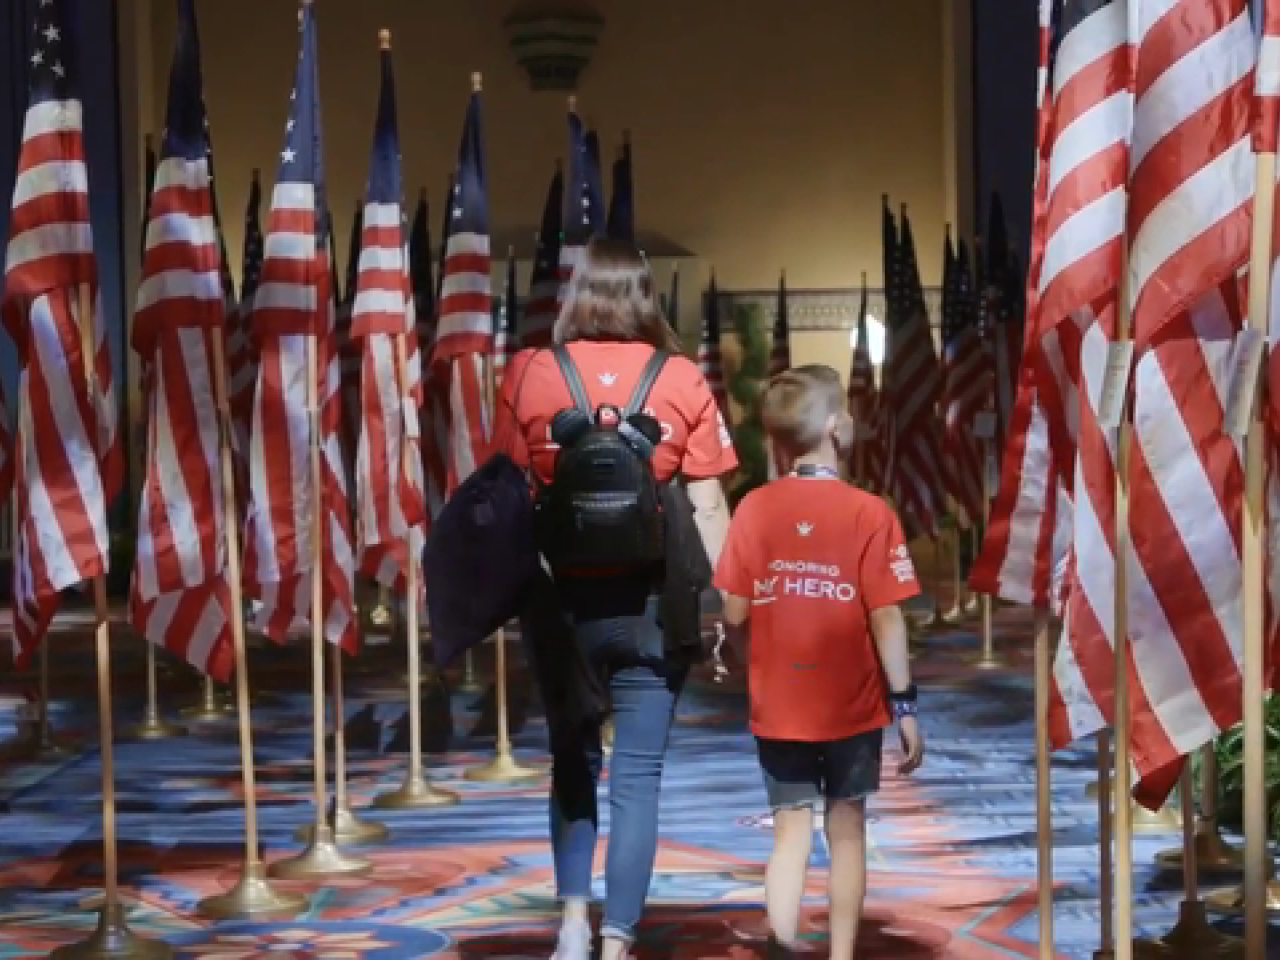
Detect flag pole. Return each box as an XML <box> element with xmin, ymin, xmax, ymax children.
<box><xmin>1202</xmin><ymin>101</ymin><xmax>1280</xmax><ymax>950</ymax></box>
<box><xmin>119</xmin><ymin>637</ymin><xmax>185</xmax><ymax>741</ymax></box>
<box><xmin>465</xmin><ymin>71</ymin><xmax>542</xmax><ymax>786</ymax></box>
<box><xmin>271</xmin><ymin>100</ymin><xmax>371</xmax><ymax>875</ymax></box>
<box><xmin>374</xmin><ymin>297</ymin><xmax>458</xmax><ymax>808</ymax></box>
<box><xmin>198</xmin><ymin>318</ymin><xmax>307</xmax><ymax>919</ymax></box>
<box><xmin>1033</xmin><ymin>610</ymin><xmax>1053</xmax><ymax>959</ymax></box>
<box><xmin>51</xmin><ymin>288</ymin><xmax>170</xmax><ymax>960</ymax></box>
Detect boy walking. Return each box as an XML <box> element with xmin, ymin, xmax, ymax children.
<box><xmin>714</xmin><ymin>365</ymin><xmax>924</xmax><ymax>959</ymax></box>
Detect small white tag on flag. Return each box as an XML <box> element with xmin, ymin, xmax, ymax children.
<box><xmin>973</xmin><ymin>410</ymin><xmax>997</xmax><ymax>439</ymax></box>
<box><xmin>1223</xmin><ymin>328</ymin><xmax>1266</xmax><ymax>438</ymax></box>
<box><xmin>1097</xmin><ymin>339</ymin><xmax>1134</xmax><ymax>429</ymax></box>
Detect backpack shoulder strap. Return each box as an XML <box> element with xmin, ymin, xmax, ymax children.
<box><xmin>624</xmin><ymin>349</ymin><xmax>669</xmax><ymax>417</ymax></box>
<box><xmin>552</xmin><ymin>344</ymin><xmax>592</xmax><ymax>415</ymax></box>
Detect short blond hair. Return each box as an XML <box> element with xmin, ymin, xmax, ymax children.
<box><xmin>761</xmin><ymin>364</ymin><xmax>846</xmax><ymax>459</ymax></box>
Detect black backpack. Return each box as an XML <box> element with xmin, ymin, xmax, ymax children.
<box><xmin>536</xmin><ymin>345</ymin><xmax>669</xmax><ymax>575</ymax></box>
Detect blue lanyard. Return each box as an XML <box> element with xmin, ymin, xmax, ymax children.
<box><xmin>790</xmin><ymin>464</ymin><xmax>838</xmax><ymax>479</ymax></box>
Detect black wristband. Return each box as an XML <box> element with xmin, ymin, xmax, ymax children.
<box><xmin>888</xmin><ymin>684</ymin><xmax>917</xmax><ymax>704</ymax></box>
<box><xmin>891</xmin><ymin>699</ymin><xmax>918</xmax><ymax>719</ymax></box>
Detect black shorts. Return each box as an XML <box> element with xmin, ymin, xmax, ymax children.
<box><xmin>756</xmin><ymin>729</ymin><xmax>884</xmax><ymax>810</ymax></box>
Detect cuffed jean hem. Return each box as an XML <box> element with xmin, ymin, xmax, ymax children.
<box><xmin>600</xmin><ymin>923</ymin><xmax>635</xmax><ymax>944</ymax></box>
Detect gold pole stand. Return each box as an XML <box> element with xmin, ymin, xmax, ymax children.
<box><xmin>119</xmin><ymin>641</ymin><xmax>185</xmax><ymax>741</ymax></box>
<box><xmin>1134</xmin><ymin>766</ymin><xmax>1241</xmax><ymax>956</ymax></box>
<box><xmin>179</xmin><ymin>674</ymin><xmax>235</xmax><ymax>722</ymax></box>
<box><xmin>1155</xmin><ymin>748</ymin><xmax>1243</xmax><ymax>876</ymax></box>
<box><xmin>374</xmin><ymin>543</ymin><xmax>457</xmax><ymax>809</ymax></box>
<box><xmin>465</xmin><ymin>628</ymin><xmax>542</xmax><ymax>782</ymax></box>
<box><xmin>198</xmin><ymin>333</ymin><xmax>306</xmax><ymax>919</ymax></box>
<box><xmin>270</xmin><ymin>332</ymin><xmax>369</xmax><ymax>880</ymax></box>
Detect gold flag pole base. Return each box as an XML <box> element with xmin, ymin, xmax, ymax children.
<box><xmin>270</xmin><ymin>824</ymin><xmax>370</xmax><ymax>879</ymax></box>
<box><xmin>1156</xmin><ymin>824</ymin><xmax>1246</xmax><ymax>875</ymax></box>
<box><xmin>1132</xmin><ymin>900</ymin><xmax>1242</xmax><ymax>957</ymax></box>
<box><xmin>1204</xmin><ymin>879</ymin><xmax>1280</xmax><ymax>916</ymax></box>
<box><xmin>49</xmin><ymin>903</ymin><xmax>172</xmax><ymax>960</ymax></box>
<box><xmin>464</xmin><ymin>743</ymin><xmax>544</xmax><ymax>783</ymax></box>
<box><xmin>602</xmin><ymin>716</ymin><xmax>615</xmax><ymax>755</ymax></box>
<box><xmin>179</xmin><ymin>678</ymin><xmax>235</xmax><ymax>722</ymax></box>
<box><xmin>373</xmin><ymin>772</ymin><xmax>459</xmax><ymax>809</ymax></box>
<box><xmin>196</xmin><ymin>861</ymin><xmax>307</xmax><ymax>920</ymax></box>
<box><xmin>117</xmin><ymin>709</ymin><xmax>185</xmax><ymax>743</ymax></box>
<box><xmin>295</xmin><ymin>806</ymin><xmax>389</xmax><ymax>846</ymax></box>
<box><xmin>963</xmin><ymin>650</ymin><xmax>1006</xmax><ymax>671</ymax></box>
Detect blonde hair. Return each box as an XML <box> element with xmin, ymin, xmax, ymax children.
<box><xmin>761</xmin><ymin>364</ymin><xmax>849</xmax><ymax>459</ymax></box>
<box><xmin>552</xmin><ymin>236</ymin><xmax>683</xmax><ymax>352</ymax></box>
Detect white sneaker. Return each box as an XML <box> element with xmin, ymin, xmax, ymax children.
<box><xmin>551</xmin><ymin>921</ymin><xmax>593</xmax><ymax>960</ymax></box>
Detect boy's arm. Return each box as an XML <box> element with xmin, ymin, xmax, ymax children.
<box><xmin>868</xmin><ymin>605</ymin><xmax>912</xmax><ymax>693</ymax></box>
<box><xmin>869</xmin><ymin>604</ymin><xmax>924</xmax><ymax>774</ymax></box>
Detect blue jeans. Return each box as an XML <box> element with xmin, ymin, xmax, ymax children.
<box><xmin>544</xmin><ymin>584</ymin><xmax>686</xmax><ymax>943</ymax></box>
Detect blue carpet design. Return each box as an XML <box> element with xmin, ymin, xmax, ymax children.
<box><xmin>0</xmin><ymin>606</ymin><xmax>1272</xmax><ymax>956</ymax></box>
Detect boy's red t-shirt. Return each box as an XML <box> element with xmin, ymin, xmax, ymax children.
<box><xmin>714</xmin><ymin>476</ymin><xmax>920</xmax><ymax>741</ymax></box>
<box><xmin>491</xmin><ymin>342</ymin><xmax>738</xmax><ymax>485</ymax></box>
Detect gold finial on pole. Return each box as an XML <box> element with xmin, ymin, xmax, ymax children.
<box><xmin>472</xmin><ymin>71</ymin><xmax>483</xmax><ymax>92</ymax></box>
<box><xmin>379</xmin><ymin>28</ymin><xmax>391</xmax><ymax>49</ymax></box>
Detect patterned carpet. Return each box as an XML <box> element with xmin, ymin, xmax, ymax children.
<box><xmin>0</xmin><ymin>602</ymin><xmax>1271</xmax><ymax>957</ymax></box>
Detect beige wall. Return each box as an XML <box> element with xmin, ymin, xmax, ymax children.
<box><xmin>141</xmin><ymin>0</ymin><xmax>948</xmax><ymax>293</ymax></box>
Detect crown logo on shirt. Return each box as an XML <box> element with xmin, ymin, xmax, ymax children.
<box><xmin>796</xmin><ymin>522</ymin><xmax>814</xmax><ymax>537</ymax></box>
<box><xmin>598</xmin><ymin>372</ymin><xmax>617</xmax><ymax>386</ymax></box>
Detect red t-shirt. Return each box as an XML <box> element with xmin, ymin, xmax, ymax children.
<box><xmin>491</xmin><ymin>341</ymin><xmax>738</xmax><ymax>485</ymax></box>
<box><xmin>714</xmin><ymin>476</ymin><xmax>920</xmax><ymax>741</ymax></box>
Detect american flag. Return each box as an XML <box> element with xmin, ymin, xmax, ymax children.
<box><xmin>521</xmin><ymin>165</ymin><xmax>563</xmax><ymax>348</ymax></box>
<box><xmin>970</xmin><ymin>0</ymin><xmax>1068</xmax><ymax>608</ymax></box>
<box><xmin>606</xmin><ymin>134</ymin><xmax>634</xmax><ymax>243</ymax></box>
<box><xmin>128</xmin><ymin>0</ymin><xmax>234</xmax><ymax>682</ymax></box>
<box><xmin>350</xmin><ymin>36</ymin><xmax>425</xmax><ymax>591</ymax></box>
<box><xmin>227</xmin><ymin>169</ymin><xmax>262</xmax><ymax>513</ymax></box>
<box><xmin>559</xmin><ymin>108</ymin><xmax>603</xmax><ymax>311</ymax></box>
<box><xmin>769</xmin><ymin>272</ymin><xmax>791</xmax><ymax>376</ymax></box>
<box><xmin>940</xmin><ymin>234</ymin><xmax>988</xmax><ymax>529</ymax></box>
<box><xmin>846</xmin><ymin>273</ymin><xmax>881</xmax><ymax>491</ymax></box>
<box><xmin>3</xmin><ymin>0</ymin><xmax>121</xmax><ymax>665</ymax></box>
<box><xmin>1107</xmin><ymin>0</ymin><xmax>1253</xmax><ymax>800</ymax></box>
<box><xmin>243</xmin><ymin>3</ymin><xmax>355</xmax><ymax>653</ymax></box>
<box><xmin>495</xmin><ymin>246</ymin><xmax>519</xmax><ymax>389</ymax></box>
<box><xmin>434</xmin><ymin>83</ymin><xmax>492</xmax><ymax>494</ymax></box>
<box><xmin>699</xmin><ymin>274</ymin><xmax>728</xmax><ymax>417</ymax></box>
<box><xmin>882</xmin><ymin>201</ymin><xmax>943</xmax><ymax>539</ymax></box>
